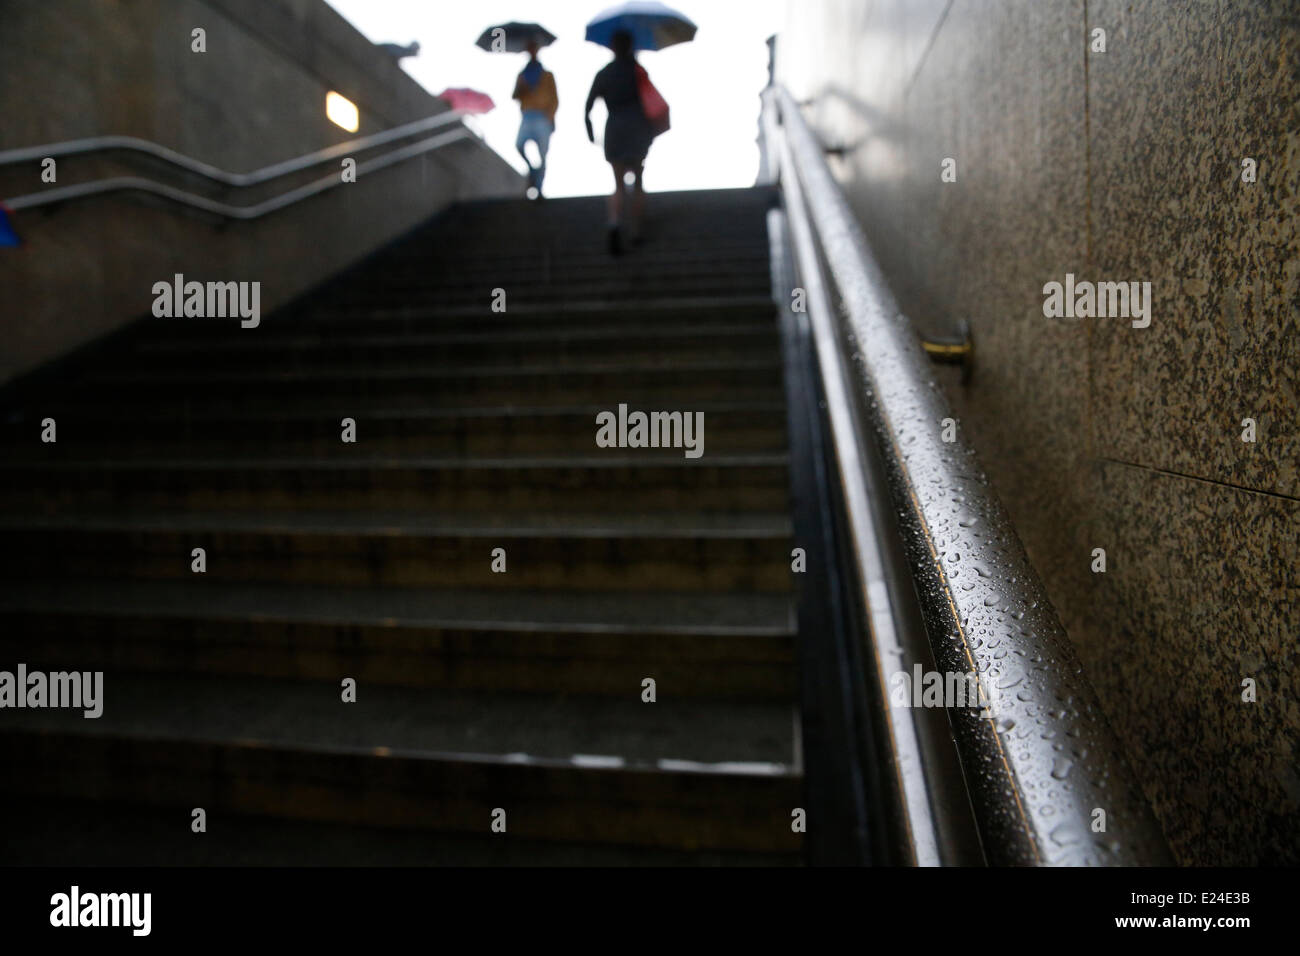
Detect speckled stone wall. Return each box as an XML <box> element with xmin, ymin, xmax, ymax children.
<box><xmin>779</xmin><ymin>0</ymin><xmax>1298</xmax><ymax>864</ymax></box>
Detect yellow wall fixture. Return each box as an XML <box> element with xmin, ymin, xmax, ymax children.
<box><xmin>326</xmin><ymin>91</ymin><xmax>360</xmax><ymax>132</ymax></box>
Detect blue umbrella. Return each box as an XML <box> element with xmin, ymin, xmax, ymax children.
<box><xmin>585</xmin><ymin>1</ymin><xmax>697</xmax><ymax>52</ymax></box>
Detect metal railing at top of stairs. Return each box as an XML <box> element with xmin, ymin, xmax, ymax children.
<box><xmin>761</xmin><ymin>83</ymin><xmax>1172</xmax><ymax>866</ymax></box>
<box><xmin>0</xmin><ymin>111</ymin><xmax>506</xmax><ymax>219</ymax></box>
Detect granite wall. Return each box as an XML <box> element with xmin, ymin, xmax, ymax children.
<box><xmin>0</xmin><ymin>0</ymin><xmax>523</xmax><ymax>383</ymax></box>
<box><xmin>779</xmin><ymin>0</ymin><xmax>1298</xmax><ymax>864</ymax></box>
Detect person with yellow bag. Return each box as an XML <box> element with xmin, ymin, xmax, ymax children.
<box><xmin>512</xmin><ymin>38</ymin><xmax>559</xmax><ymax>199</ymax></box>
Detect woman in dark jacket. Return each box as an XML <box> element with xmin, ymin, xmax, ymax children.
<box><xmin>584</xmin><ymin>30</ymin><xmax>655</xmax><ymax>255</ymax></box>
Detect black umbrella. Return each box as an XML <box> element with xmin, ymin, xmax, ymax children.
<box><xmin>475</xmin><ymin>22</ymin><xmax>557</xmax><ymax>53</ymax></box>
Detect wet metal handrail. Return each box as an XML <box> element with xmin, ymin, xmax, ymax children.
<box><xmin>764</xmin><ymin>85</ymin><xmax>1171</xmax><ymax>865</ymax></box>
<box><xmin>772</xmin><ymin>138</ymin><xmax>949</xmax><ymax>865</ymax></box>
<box><xmin>0</xmin><ymin>113</ymin><xmax>502</xmax><ymax>218</ymax></box>
<box><xmin>0</xmin><ymin>111</ymin><xmax>464</xmax><ymax>184</ymax></box>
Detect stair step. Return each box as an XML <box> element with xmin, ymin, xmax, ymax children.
<box><xmin>349</xmin><ymin>276</ymin><xmax>770</xmax><ymax>296</ymax></box>
<box><xmin>0</xmin><ymin>730</ymin><xmax>803</xmax><ymax>852</ymax></box>
<box><xmin>1</xmin><ymin>403</ymin><xmax>786</xmax><ymax>456</ymax></box>
<box><xmin>26</xmin><ymin>380</ymin><xmax>783</xmax><ymax>417</ymax></box>
<box><xmin>275</xmin><ymin>296</ymin><xmax>778</xmax><ymax>331</ymax></box>
<box><xmin>0</xmin><ymin>674</ymin><xmax>802</xmax><ymax>852</ymax></box>
<box><xmin>0</xmin><ymin>580</ymin><xmax>796</xmax><ymax>698</ymax></box>
<box><xmin>0</xmin><ymin>455</ymin><xmax>790</xmax><ymax>512</ymax></box>
<box><xmin>0</xmin><ymin>796</ymin><xmax>800</xmax><ymax>865</ymax></box>
<box><xmin>115</xmin><ymin>298</ymin><xmax>779</xmax><ymax>346</ymax></box>
<box><xmin>0</xmin><ymin>673</ymin><xmax>798</xmax><ymax>764</ymax></box>
<box><xmin>130</xmin><ymin>321</ymin><xmax>778</xmax><ymax>358</ymax></box>
<box><xmin>333</xmin><ymin>267</ymin><xmax>771</xmax><ymax>294</ymax></box>
<box><xmin>0</xmin><ymin>511</ymin><xmax>795</xmax><ymax>592</ymax></box>
<box><xmin>349</xmin><ymin>249</ymin><xmax>771</xmax><ymax>272</ymax></box>
<box><xmin>60</xmin><ymin>361</ymin><xmax>782</xmax><ymax>408</ymax></box>
<box><xmin>113</xmin><ymin>332</ymin><xmax>779</xmax><ymax>373</ymax></box>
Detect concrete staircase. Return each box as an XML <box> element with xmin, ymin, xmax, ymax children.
<box><xmin>0</xmin><ymin>187</ymin><xmax>804</xmax><ymax>865</ymax></box>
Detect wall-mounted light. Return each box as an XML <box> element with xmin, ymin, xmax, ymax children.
<box><xmin>326</xmin><ymin>91</ymin><xmax>360</xmax><ymax>133</ymax></box>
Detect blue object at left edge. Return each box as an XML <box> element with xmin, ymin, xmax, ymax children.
<box><xmin>0</xmin><ymin>207</ymin><xmax>20</xmax><ymax>247</ymax></box>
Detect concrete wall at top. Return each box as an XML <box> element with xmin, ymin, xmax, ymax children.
<box><xmin>0</xmin><ymin>0</ymin><xmax>523</xmax><ymax>383</ymax></box>
<box><xmin>779</xmin><ymin>0</ymin><xmax>1299</xmax><ymax>865</ymax></box>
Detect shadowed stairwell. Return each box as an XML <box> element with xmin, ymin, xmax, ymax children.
<box><xmin>0</xmin><ymin>187</ymin><xmax>810</xmax><ymax>865</ymax></box>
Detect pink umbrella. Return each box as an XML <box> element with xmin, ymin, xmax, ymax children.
<box><xmin>438</xmin><ymin>88</ymin><xmax>495</xmax><ymax>114</ymax></box>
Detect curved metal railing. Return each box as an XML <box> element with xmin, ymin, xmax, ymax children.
<box><xmin>0</xmin><ymin>111</ymin><xmax>502</xmax><ymax>219</ymax></box>
<box><xmin>763</xmin><ymin>84</ymin><xmax>1171</xmax><ymax>866</ymax></box>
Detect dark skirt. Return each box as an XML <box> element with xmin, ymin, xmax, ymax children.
<box><xmin>604</xmin><ymin>107</ymin><xmax>654</xmax><ymax>166</ymax></box>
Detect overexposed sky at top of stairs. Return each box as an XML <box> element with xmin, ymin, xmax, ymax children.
<box><xmin>324</xmin><ymin>0</ymin><xmax>786</xmax><ymax>198</ymax></box>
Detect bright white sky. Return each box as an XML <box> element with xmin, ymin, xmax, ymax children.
<box><xmin>323</xmin><ymin>0</ymin><xmax>786</xmax><ymax>197</ymax></box>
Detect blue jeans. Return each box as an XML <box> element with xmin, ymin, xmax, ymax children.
<box><xmin>516</xmin><ymin>110</ymin><xmax>553</xmax><ymax>190</ymax></box>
